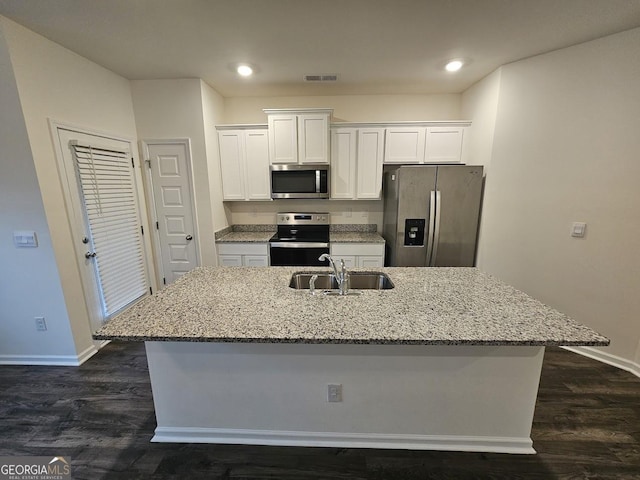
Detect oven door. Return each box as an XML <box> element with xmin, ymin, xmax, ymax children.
<box><xmin>269</xmin><ymin>242</ymin><xmax>330</xmax><ymax>266</ymax></box>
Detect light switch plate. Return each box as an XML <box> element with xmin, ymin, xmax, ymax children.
<box><xmin>571</xmin><ymin>222</ymin><xmax>586</xmax><ymax>238</ymax></box>
<box><xmin>13</xmin><ymin>231</ymin><xmax>38</xmax><ymax>247</ymax></box>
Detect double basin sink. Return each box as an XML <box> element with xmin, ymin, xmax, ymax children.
<box><xmin>289</xmin><ymin>271</ymin><xmax>394</xmax><ymax>290</ymax></box>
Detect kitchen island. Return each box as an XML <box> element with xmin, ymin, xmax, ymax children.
<box><xmin>94</xmin><ymin>267</ymin><xmax>608</xmax><ymax>454</ymax></box>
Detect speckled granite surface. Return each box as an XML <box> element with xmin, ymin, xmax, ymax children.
<box><xmin>330</xmin><ymin>224</ymin><xmax>377</xmax><ymax>233</ymax></box>
<box><xmin>94</xmin><ymin>267</ymin><xmax>609</xmax><ymax>347</ymax></box>
<box><xmin>330</xmin><ymin>232</ymin><xmax>385</xmax><ymax>243</ymax></box>
<box><xmin>216</xmin><ymin>225</ymin><xmax>383</xmax><ymax>243</ymax></box>
<box><xmin>216</xmin><ymin>231</ymin><xmax>275</xmax><ymax>243</ymax></box>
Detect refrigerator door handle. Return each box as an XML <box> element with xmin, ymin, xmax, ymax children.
<box><xmin>426</xmin><ymin>190</ymin><xmax>436</xmax><ymax>265</ymax></box>
<box><xmin>431</xmin><ymin>190</ymin><xmax>442</xmax><ymax>266</ymax></box>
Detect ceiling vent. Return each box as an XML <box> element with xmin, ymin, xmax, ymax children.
<box><xmin>303</xmin><ymin>74</ymin><xmax>338</xmax><ymax>82</ymax></box>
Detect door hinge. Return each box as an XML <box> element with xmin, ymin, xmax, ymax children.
<box><xmin>163</xmin><ymin>277</ymin><xmax>166</xmax><ymax>285</ymax></box>
<box><xmin>149</xmin><ymin>286</ymin><xmax>153</xmax><ymax>295</ymax></box>
<box><xmin>156</xmin><ymin>221</ymin><xmax>159</xmax><ymax>230</ymax></box>
<box><xmin>141</xmin><ymin>225</ymin><xmax>144</xmax><ymax>235</ymax></box>
<box><xmin>131</xmin><ymin>157</ymin><xmax>135</xmax><ymax>167</ymax></box>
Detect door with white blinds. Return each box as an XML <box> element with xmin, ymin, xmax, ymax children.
<box><xmin>56</xmin><ymin>128</ymin><xmax>150</xmax><ymax>333</ymax></box>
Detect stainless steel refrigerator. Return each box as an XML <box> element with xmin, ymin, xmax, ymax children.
<box><xmin>382</xmin><ymin>165</ymin><xmax>484</xmax><ymax>266</ymax></box>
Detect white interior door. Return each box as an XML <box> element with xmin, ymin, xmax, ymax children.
<box><xmin>55</xmin><ymin>127</ymin><xmax>150</xmax><ymax>334</ymax></box>
<box><xmin>144</xmin><ymin>140</ymin><xmax>199</xmax><ymax>285</ymax></box>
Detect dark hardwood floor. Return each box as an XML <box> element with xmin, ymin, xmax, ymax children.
<box><xmin>1</xmin><ymin>342</ymin><xmax>639</xmax><ymax>479</ymax></box>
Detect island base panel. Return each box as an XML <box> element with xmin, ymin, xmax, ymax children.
<box><xmin>145</xmin><ymin>342</ymin><xmax>544</xmax><ymax>454</ymax></box>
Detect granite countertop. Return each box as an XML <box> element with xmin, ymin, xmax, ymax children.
<box><xmin>330</xmin><ymin>232</ymin><xmax>385</xmax><ymax>243</ymax></box>
<box><xmin>215</xmin><ymin>225</ymin><xmax>385</xmax><ymax>244</ymax></box>
<box><xmin>216</xmin><ymin>231</ymin><xmax>276</xmax><ymax>243</ymax></box>
<box><xmin>94</xmin><ymin>266</ymin><xmax>609</xmax><ymax>347</ymax></box>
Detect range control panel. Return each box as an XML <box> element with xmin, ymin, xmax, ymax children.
<box><xmin>276</xmin><ymin>212</ymin><xmax>330</xmax><ymax>226</ymax></box>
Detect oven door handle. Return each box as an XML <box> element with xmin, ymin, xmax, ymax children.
<box><xmin>270</xmin><ymin>242</ymin><xmax>330</xmax><ymax>248</ymax></box>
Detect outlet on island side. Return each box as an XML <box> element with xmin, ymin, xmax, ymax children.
<box><xmin>327</xmin><ymin>384</ymin><xmax>343</xmax><ymax>402</ymax></box>
<box><xmin>35</xmin><ymin>316</ymin><xmax>47</xmax><ymax>331</ymax></box>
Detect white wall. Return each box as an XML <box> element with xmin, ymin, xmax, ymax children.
<box><xmin>470</xmin><ymin>28</ymin><xmax>640</xmax><ymax>365</ymax></box>
<box><xmin>200</xmin><ymin>80</ymin><xmax>230</xmax><ymax>233</ymax></box>
<box><xmin>1</xmin><ymin>16</ymin><xmax>142</xmax><ymax>362</ymax></box>
<box><xmin>131</xmin><ymin>79</ymin><xmax>227</xmax><ymax>267</ymax></box>
<box><xmin>223</xmin><ymin>94</ymin><xmax>462</xmax><ymax>124</ymax></box>
<box><xmin>461</xmin><ymin>69</ymin><xmax>502</xmax><ymax>171</ymax></box>
<box><xmin>0</xmin><ymin>22</ymin><xmax>77</xmax><ymax>361</ymax></box>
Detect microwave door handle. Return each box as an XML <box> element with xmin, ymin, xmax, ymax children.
<box><xmin>316</xmin><ymin>170</ymin><xmax>321</xmax><ymax>193</ymax></box>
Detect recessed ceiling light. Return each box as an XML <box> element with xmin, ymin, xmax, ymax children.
<box><xmin>237</xmin><ymin>64</ymin><xmax>253</xmax><ymax>77</ymax></box>
<box><xmin>445</xmin><ymin>60</ymin><xmax>464</xmax><ymax>72</ymax></box>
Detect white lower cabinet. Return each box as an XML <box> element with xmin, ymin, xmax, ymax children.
<box><xmin>330</xmin><ymin>243</ymin><xmax>385</xmax><ymax>267</ymax></box>
<box><xmin>217</xmin><ymin>243</ymin><xmax>269</xmax><ymax>267</ymax></box>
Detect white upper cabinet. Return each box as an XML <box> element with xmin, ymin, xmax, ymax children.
<box><xmin>331</xmin><ymin>126</ymin><xmax>385</xmax><ymax>200</ymax></box>
<box><xmin>267</xmin><ymin>115</ymin><xmax>298</xmax><ymax>164</ymax></box>
<box><xmin>384</xmin><ymin>127</ymin><xmax>426</xmax><ymax>164</ymax></box>
<box><xmin>425</xmin><ymin>126</ymin><xmax>464</xmax><ymax>163</ymax></box>
<box><xmin>265</xmin><ymin>109</ymin><xmax>332</xmax><ymax>165</ymax></box>
<box><xmin>217</xmin><ymin>127</ymin><xmax>271</xmax><ymax>201</ymax></box>
<box><xmin>356</xmin><ymin>128</ymin><xmax>385</xmax><ymax>199</ymax></box>
<box><xmin>383</xmin><ymin>124</ymin><xmax>466</xmax><ymax>164</ymax></box>
<box><xmin>330</xmin><ymin>128</ymin><xmax>357</xmax><ymax>199</ymax></box>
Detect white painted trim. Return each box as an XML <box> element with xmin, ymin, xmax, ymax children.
<box><xmin>0</xmin><ymin>344</ymin><xmax>98</xmax><ymax>366</ymax></box>
<box><xmin>152</xmin><ymin>427</ymin><xmax>535</xmax><ymax>454</ymax></box>
<box><xmin>562</xmin><ymin>346</ymin><xmax>640</xmax><ymax>379</ymax></box>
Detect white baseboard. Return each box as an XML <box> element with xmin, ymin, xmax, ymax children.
<box><xmin>562</xmin><ymin>346</ymin><xmax>640</xmax><ymax>378</ymax></box>
<box><xmin>152</xmin><ymin>427</ymin><xmax>535</xmax><ymax>454</ymax></box>
<box><xmin>0</xmin><ymin>344</ymin><xmax>99</xmax><ymax>366</ymax></box>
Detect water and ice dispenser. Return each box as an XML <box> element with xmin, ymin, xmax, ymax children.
<box><xmin>404</xmin><ymin>219</ymin><xmax>425</xmax><ymax>246</ymax></box>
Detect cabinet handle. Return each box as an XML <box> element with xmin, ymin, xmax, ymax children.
<box><xmin>186</xmin><ymin>235</ymin><xmax>193</xmax><ymax>241</ymax></box>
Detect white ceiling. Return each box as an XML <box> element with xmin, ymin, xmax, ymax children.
<box><xmin>1</xmin><ymin>0</ymin><xmax>640</xmax><ymax>97</ymax></box>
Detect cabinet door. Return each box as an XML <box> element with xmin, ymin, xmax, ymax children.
<box><xmin>330</xmin><ymin>128</ymin><xmax>357</xmax><ymax>199</ymax></box>
<box><xmin>218</xmin><ymin>130</ymin><xmax>246</xmax><ymax>200</ymax></box>
<box><xmin>243</xmin><ymin>255</ymin><xmax>269</xmax><ymax>267</ymax></box>
<box><xmin>268</xmin><ymin>115</ymin><xmax>298</xmax><ymax>164</ymax></box>
<box><xmin>244</xmin><ymin>130</ymin><xmax>271</xmax><ymax>200</ymax></box>
<box><xmin>334</xmin><ymin>255</ymin><xmax>357</xmax><ymax>268</ymax></box>
<box><xmin>218</xmin><ymin>255</ymin><xmax>243</xmax><ymax>266</ymax></box>
<box><xmin>425</xmin><ymin>127</ymin><xmax>464</xmax><ymax>163</ymax></box>
<box><xmin>357</xmin><ymin>256</ymin><xmax>384</xmax><ymax>268</ymax></box>
<box><xmin>356</xmin><ymin>128</ymin><xmax>385</xmax><ymax>199</ymax></box>
<box><xmin>384</xmin><ymin>127</ymin><xmax>426</xmax><ymax>164</ymax></box>
<box><xmin>298</xmin><ymin>114</ymin><xmax>330</xmax><ymax>164</ymax></box>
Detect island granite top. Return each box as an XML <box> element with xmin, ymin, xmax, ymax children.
<box><xmin>94</xmin><ymin>267</ymin><xmax>609</xmax><ymax>347</ymax></box>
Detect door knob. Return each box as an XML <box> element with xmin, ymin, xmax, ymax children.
<box><xmin>186</xmin><ymin>235</ymin><xmax>193</xmax><ymax>241</ymax></box>
<box><xmin>85</xmin><ymin>251</ymin><xmax>97</xmax><ymax>258</ymax></box>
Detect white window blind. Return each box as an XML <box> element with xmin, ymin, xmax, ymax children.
<box><xmin>71</xmin><ymin>142</ymin><xmax>148</xmax><ymax>318</ymax></box>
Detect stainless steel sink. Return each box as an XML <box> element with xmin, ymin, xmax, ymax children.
<box><xmin>289</xmin><ymin>271</ymin><xmax>394</xmax><ymax>290</ymax></box>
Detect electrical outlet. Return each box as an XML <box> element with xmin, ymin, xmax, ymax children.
<box><xmin>327</xmin><ymin>384</ymin><xmax>342</xmax><ymax>402</ymax></box>
<box><xmin>35</xmin><ymin>317</ymin><xmax>47</xmax><ymax>331</ymax></box>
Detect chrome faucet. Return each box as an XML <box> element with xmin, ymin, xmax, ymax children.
<box><xmin>318</xmin><ymin>254</ymin><xmax>350</xmax><ymax>295</ymax></box>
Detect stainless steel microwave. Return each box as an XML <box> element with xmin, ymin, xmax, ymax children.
<box><xmin>270</xmin><ymin>164</ymin><xmax>330</xmax><ymax>199</ymax></box>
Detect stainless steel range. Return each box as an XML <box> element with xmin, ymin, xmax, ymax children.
<box><xmin>269</xmin><ymin>213</ymin><xmax>330</xmax><ymax>266</ymax></box>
